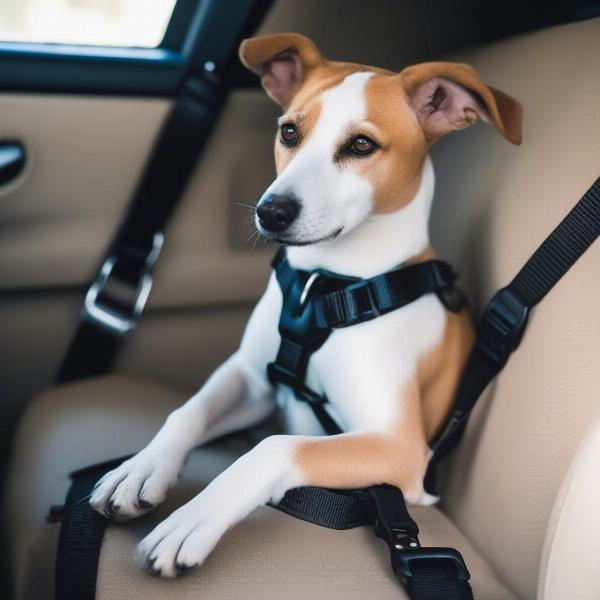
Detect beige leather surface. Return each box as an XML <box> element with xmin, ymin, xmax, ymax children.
<box><xmin>0</xmin><ymin>95</ymin><xmax>170</xmax><ymax>291</ymax></box>
<box><xmin>431</xmin><ymin>18</ymin><xmax>600</xmax><ymax>600</ymax></box>
<box><xmin>8</xmin><ymin>375</ymin><xmax>186</xmax><ymax>550</ymax></box>
<box><xmin>94</xmin><ymin>488</ymin><xmax>514</xmax><ymax>600</ymax></box>
<box><xmin>538</xmin><ymin>407</ymin><xmax>600</xmax><ymax>600</ymax></box>
<box><xmin>8</xmin><ymin>375</ymin><xmax>515</xmax><ymax>600</ymax></box>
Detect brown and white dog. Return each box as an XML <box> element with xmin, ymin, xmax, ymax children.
<box><xmin>90</xmin><ymin>33</ymin><xmax>522</xmax><ymax>577</ymax></box>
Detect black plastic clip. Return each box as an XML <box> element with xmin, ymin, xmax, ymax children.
<box><xmin>477</xmin><ymin>286</ymin><xmax>530</xmax><ymax>367</ymax></box>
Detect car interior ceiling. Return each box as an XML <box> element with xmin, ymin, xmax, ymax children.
<box><xmin>1</xmin><ymin>0</ymin><xmax>600</xmax><ymax>598</ymax></box>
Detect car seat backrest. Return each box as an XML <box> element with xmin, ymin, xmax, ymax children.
<box><xmin>431</xmin><ymin>18</ymin><xmax>600</xmax><ymax>600</ymax></box>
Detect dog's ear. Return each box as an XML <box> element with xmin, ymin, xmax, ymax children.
<box><xmin>400</xmin><ymin>62</ymin><xmax>522</xmax><ymax>145</ymax></box>
<box><xmin>239</xmin><ymin>33</ymin><xmax>323</xmax><ymax>107</ymax></box>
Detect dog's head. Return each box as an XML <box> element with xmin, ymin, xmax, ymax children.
<box><xmin>240</xmin><ymin>33</ymin><xmax>522</xmax><ymax>246</ymax></box>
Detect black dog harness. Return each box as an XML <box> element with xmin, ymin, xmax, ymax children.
<box><xmin>267</xmin><ymin>248</ymin><xmax>466</xmax><ymax>434</ymax></box>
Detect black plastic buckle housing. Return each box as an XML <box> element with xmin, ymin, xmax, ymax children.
<box><xmin>369</xmin><ymin>485</ymin><xmax>470</xmax><ymax>582</ymax></box>
<box><xmin>477</xmin><ymin>286</ymin><xmax>530</xmax><ymax>367</ymax></box>
<box><xmin>390</xmin><ymin>546</ymin><xmax>471</xmax><ymax>581</ymax></box>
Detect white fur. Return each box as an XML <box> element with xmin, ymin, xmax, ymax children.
<box><xmin>90</xmin><ymin>73</ymin><xmax>445</xmax><ymax>577</ymax></box>
<box><xmin>134</xmin><ymin>436</ymin><xmax>303</xmax><ymax>577</ymax></box>
<box><xmin>287</xmin><ymin>156</ymin><xmax>435</xmax><ymax>276</ymax></box>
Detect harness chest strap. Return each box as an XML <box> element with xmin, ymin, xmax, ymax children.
<box><xmin>267</xmin><ymin>249</ymin><xmax>466</xmax><ymax>434</ymax></box>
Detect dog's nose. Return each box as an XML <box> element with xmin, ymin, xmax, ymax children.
<box><xmin>256</xmin><ymin>195</ymin><xmax>300</xmax><ymax>232</ymax></box>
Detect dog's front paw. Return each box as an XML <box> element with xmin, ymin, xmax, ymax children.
<box><xmin>89</xmin><ymin>448</ymin><xmax>184</xmax><ymax>522</ymax></box>
<box><xmin>135</xmin><ymin>501</ymin><xmax>227</xmax><ymax>578</ymax></box>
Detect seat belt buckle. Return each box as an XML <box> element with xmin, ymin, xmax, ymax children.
<box><xmin>369</xmin><ymin>485</ymin><xmax>470</xmax><ymax>582</ymax></box>
<box><xmin>83</xmin><ymin>232</ymin><xmax>164</xmax><ymax>335</ymax></box>
<box><xmin>390</xmin><ymin>545</ymin><xmax>471</xmax><ymax>582</ymax></box>
<box><xmin>477</xmin><ymin>286</ymin><xmax>529</xmax><ymax>367</ymax></box>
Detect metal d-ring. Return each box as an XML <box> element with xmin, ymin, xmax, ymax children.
<box><xmin>299</xmin><ymin>272</ymin><xmax>322</xmax><ymax>307</ymax></box>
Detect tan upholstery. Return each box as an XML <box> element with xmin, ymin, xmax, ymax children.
<box><xmin>430</xmin><ymin>17</ymin><xmax>600</xmax><ymax>600</ymax></box>
<box><xmin>8</xmin><ymin>375</ymin><xmax>186</xmax><ymax>576</ymax></box>
<box><xmin>8</xmin><ymin>376</ymin><xmax>515</xmax><ymax>600</ymax></box>
<box><xmin>539</xmin><ymin>408</ymin><xmax>600</xmax><ymax>600</ymax></box>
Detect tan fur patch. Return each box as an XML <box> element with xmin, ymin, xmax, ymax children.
<box><xmin>294</xmin><ymin>378</ymin><xmax>430</xmax><ymax>496</ymax></box>
<box><xmin>273</xmin><ymin>62</ymin><xmax>373</xmax><ymax>175</ymax></box>
<box><xmin>361</xmin><ymin>73</ymin><xmax>428</xmax><ymax>213</ymax></box>
<box><xmin>418</xmin><ymin>308</ymin><xmax>475</xmax><ymax>441</ymax></box>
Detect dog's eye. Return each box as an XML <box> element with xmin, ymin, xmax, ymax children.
<box><xmin>349</xmin><ymin>136</ymin><xmax>377</xmax><ymax>156</ymax></box>
<box><xmin>280</xmin><ymin>124</ymin><xmax>299</xmax><ymax>146</ymax></box>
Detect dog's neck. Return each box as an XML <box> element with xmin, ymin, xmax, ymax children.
<box><xmin>286</xmin><ymin>156</ymin><xmax>435</xmax><ymax>278</ymax></box>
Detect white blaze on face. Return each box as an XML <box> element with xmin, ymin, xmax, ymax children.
<box><xmin>265</xmin><ymin>71</ymin><xmax>375</xmax><ymax>243</ymax></box>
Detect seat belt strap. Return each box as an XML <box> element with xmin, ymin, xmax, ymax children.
<box><xmin>56</xmin><ymin>0</ymin><xmax>274</xmax><ymax>383</ymax></box>
<box><xmin>428</xmin><ymin>175</ymin><xmax>600</xmax><ymax>469</ymax></box>
<box><xmin>54</xmin><ymin>457</ymin><xmax>128</xmax><ymax>600</ymax></box>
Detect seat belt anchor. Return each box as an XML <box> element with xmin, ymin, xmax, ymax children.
<box><xmin>82</xmin><ymin>232</ymin><xmax>164</xmax><ymax>336</ymax></box>
<box><xmin>477</xmin><ymin>286</ymin><xmax>530</xmax><ymax>367</ymax></box>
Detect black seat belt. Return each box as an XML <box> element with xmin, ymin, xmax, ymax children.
<box><xmin>57</xmin><ymin>0</ymin><xmax>274</xmax><ymax>383</ymax></box>
<box><xmin>426</xmin><ymin>173</ymin><xmax>600</xmax><ymax>482</ymax></box>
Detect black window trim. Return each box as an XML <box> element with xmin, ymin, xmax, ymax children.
<box><xmin>0</xmin><ymin>0</ymin><xmax>208</xmax><ymax>97</ymax></box>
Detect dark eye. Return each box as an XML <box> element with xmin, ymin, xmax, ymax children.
<box><xmin>280</xmin><ymin>124</ymin><xmax>299</xmax><ymax>146</ymax></box>
<box><xmin>349</xmin><ymin>136</ymin><xmax>377</xmax><ymax>156</ymax></box>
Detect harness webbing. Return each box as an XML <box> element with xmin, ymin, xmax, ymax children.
<box><xmin>267</xmin><ymin>252</ymin><xmax>465</xmax><ymax>434</ymax></box>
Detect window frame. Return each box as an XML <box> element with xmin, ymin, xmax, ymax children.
<box><xmin>0</xmin><ymin>0</ymin><xmax>206</xmax><ymax>96</ymax></box>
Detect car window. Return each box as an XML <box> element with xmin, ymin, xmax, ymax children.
<box><xmin>0</xmin><ymin>0</ymin><xmax>178</xmax><ymax>48</ymax></box>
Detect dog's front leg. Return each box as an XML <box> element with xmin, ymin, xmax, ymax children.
<box><xmin>89</xmin><ymin>353</ymin><xmax>275</xmax><ymax>521</ymax></box>
<box><xmin>90</xmin><ymin>276</ymin><xmax>281</xmax><ymax>522</ymax></box>
<box><xmin>136</xmin><ymin>421</ymin><xmax>432</xmax><ymax>578</ymax></box>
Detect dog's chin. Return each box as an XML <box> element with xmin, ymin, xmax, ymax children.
<box><xmin>259</xmin><ymin>228</ymin><xmax>343</xmax><ymax>247</ymax></box>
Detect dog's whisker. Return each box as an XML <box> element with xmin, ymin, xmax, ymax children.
<box><xmin>233</xmin><ymin>202</ymin><xmax>257</xmax><ymax>212</ymax></box>
<box><xmin>246</xmin><ymin>229</ymin><xmax>260</xmax><ymax>244</ymax></box>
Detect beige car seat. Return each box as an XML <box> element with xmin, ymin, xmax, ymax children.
<box><xmin>7</xmin><ymin>17</ymin><xmax>600</xmax><ymax>600</ymax></box>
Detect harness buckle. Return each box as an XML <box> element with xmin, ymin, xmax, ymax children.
<box><xmin>477</xmin><ymin>286</ymin><xmax>529</xmax><ymax>367</ymax></box>
<box><xmin>83</xmin><ymin>232</ymin><xmax>164</xmax><ymax>336</ymax></box>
